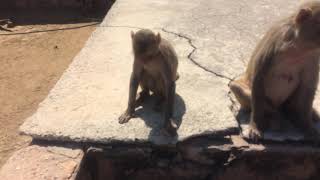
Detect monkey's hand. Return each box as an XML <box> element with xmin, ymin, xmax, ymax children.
<box><xmin>248</xmin><ymin>125</ymin><xmax>263</xmax><ymax>143</ymax></box>
<box><xmin>118</xmin><ymin>111</ymin><xmax>135</xmax><ymax>124</ymax></box>
<box><xmin>162</xmin><ymin>118</ymin><xmax>178</xmax><ymax>136</ymax></box>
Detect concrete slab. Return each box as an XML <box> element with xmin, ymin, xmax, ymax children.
<box><xmin>20</xmin><ymin>0</ymin><xmax>320</xmax><ymax>145</ymax></box>
<box><xmin>20</xmin><ymin>0</ymin><xmax>240</xmax><ymax>145</ymax></box>
<box><xmin>0</xmin><ymin>145</ymin><xmax>83</xmax><ymax>180</ymax></box>
<box><xmin>19</xmin><ymin>27</ymin><xmax>237</xmax><ymax>145</ymax></box>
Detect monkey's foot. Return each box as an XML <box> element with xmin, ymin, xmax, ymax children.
<box><xmin>248</xmin><ymin>126</ymin><xmax>263</xmax><ymax>143</ymax></box>
<box><xmin>162</xmin><ymin>119</ymin><xmax>178</xmax><ymax>136</ymax></box>
<box><xmin>118</xmin><ymin>112</ymin><xmax>134</xmax><ymax>124</ymax></box>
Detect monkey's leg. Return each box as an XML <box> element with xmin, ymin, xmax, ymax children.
<box><xmin>249</xmin><ymin>98</ymin><xmax>278</xmax><ymax>141</ymax></box>
<box><xmin>119</xmin><ymin>73</ymin><xmax>139</xmax><ymax>124</ymax></box>
<box><xmin>135</xmin><ymin>90</ymin><xmax>150</xmax><ymax>108</ymax></box>
<box><xmin>175</xmin><ymin>72</ymin><xmax>180</xmax><ymax>81</ymax></box>
<box><xmin>162</xmin><ymin>81</ymin><xmax>178</xmax><ymax>136</ymax></box>
<box><xmin>284</xmin><ymin>87</ymin><xmax>320</xmax><ymax>141</ymax></box>
<box><xmin>135</xmin><ymin>72</ymin><xmax>152</xmax><ymax>107</ymax></box>
<box><xmin>229</xmin><ymin>76</ymin><xmax>251</xmax><ymax>111</ymax></box>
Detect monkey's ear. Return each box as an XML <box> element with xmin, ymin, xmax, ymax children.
<box><xmin>131</xmin><ymin>31</ymin><xmax>135</xmax><ymax>39</ymax></box>
<box><xmin>296</xmin><ymin>8</ymin><xmax>312</xmax><ymax>24</ymax></box>
<box><xmin>156</xmin><ymin>33</ymin><xmax>161</xmax><ymax>44</ymax></box>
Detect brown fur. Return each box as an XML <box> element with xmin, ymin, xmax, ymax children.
<box><xmin>230</xmin><ymin>1</ymin><xmax>320</xmax><ymax>142</ymax></box>
<box><xmin>119</xmin><ymin>29</ymin><xmax>179</xmax><ymax>135</ymax></box>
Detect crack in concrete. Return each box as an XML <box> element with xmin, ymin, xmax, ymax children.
<box><xmin>160</xmin><ymin>28</ymin><xmax>242</xmax><ymax>131</ymax></box>
<box><xmin>161</xmin><ymin>28</ymin><xmax>232</xmax><ymax>81</ymax></box>
<box><xmin>101</xmin><ymin>25</ymin><xmax>233</xmax><ymax>81</ymax></box>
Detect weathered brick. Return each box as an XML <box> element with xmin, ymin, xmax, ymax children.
<box><xmin>0</xmin><ymin>145</ymin><xmax>83</xmax><ymax>180</ymax></box>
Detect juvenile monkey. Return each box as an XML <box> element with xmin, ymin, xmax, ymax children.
<box><xmin>230</xmin><ymin>1</ymin><xmax>320</xmax><ymax>141</ymax></box>
<box><xmin>119</xmin><ymin>29</ymin><xmax>179</xmax><ymax>135</ymax></box>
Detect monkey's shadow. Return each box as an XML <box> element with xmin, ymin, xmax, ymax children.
<box><xmin>134</xmin><ymin>94</ymin><xmax>186</xmax><ymax>142</ymax></box>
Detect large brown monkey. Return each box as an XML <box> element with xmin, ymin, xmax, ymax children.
<box><xmin>230</xmin><ymin>1</ymin><xmax>320</xmax><ymax>141</ymax></box>
<box><xmin>119</xmin><ymin>29</ymin><xmax>179</xmax><ymax>135</ymax></box>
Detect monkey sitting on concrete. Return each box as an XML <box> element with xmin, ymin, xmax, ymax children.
<box><xmin>230</xmin><ymin>1</ymin><xmax>320</xmax><ymax>142</ymax></box>
<box><xmin>119</xmin><ymin>29</ymin><xmax>179</xmax><ymax>136</ymax></box>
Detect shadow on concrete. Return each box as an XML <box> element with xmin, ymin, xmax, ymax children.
<box><xmin>135</xmin><ymin>94</ymin><xmax>186</xmax><ymax>143</ymax></box>
<box><xmin>0</xmin><ymin>1</ymin><xmax>115</xmax><ymax>35</ymax></box>
<box><xmin>0</xmin><ymin>9</ymin><xmax>104</xmax><ymax>26</ymax></box>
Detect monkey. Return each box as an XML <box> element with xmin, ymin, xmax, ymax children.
<box><xmin>119</xmin><ymin>29</ymin><xmax>179</xmax><ymax>136</ymax></box>
<box><xmin>229</xmin><ymin>1</ymin><xmax>320</xmax><ymax>142</ymax></box>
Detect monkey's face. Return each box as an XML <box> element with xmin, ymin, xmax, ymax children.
<box><xmin>131</xmin><ymin>30</ymin><xmax>161</xmax><ymax>57</ymax></box>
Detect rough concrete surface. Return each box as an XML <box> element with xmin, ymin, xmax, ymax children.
<box><xmin>20</xmin><ymin>0</ymin><xmax>320</xmax><ymax>144</ymax></box>
<box><xmin>0</xmin><ymin>145</ymin><xmax>83</xmax><ymax>180</ymax></box>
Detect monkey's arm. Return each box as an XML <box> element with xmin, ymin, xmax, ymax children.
<box><xmin>126</xmin><ymin>60</ymin><xmax>143</xmax><ymax>114</ymax></box>
<box><xmin>119</xmin><ymin>59</ymin><xmax>142</xmax><ymax>124</ymax></box>
<box><xmin>127</xmin><ymin>73</ymin><xmax>139</xmax><ymax>113</ymax></box>
<box><xmin>251</xmin><ymin>45</ymin><xmax>276</xmax><ymax>130</ymax></box>
<box><xmin>284</xmin><ymin>59</ymin><xmax>319</xmax><ymax>136</ymax></box>
<box><xmin>162</xmin><ymin>63</ymin><xmax>178</xmax><ymax>134</ymax></box>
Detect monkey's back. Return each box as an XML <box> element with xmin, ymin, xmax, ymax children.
<box><xmin>245</xmin><ymin>18</ymin><xmax>295</xmax><ymax>87</ymax></box>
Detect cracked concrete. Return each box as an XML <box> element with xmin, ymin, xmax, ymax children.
<box><xmin>20</xmin><ymin>0</ymin><xmax>320</xmax><ymax>145</ymax></box>
<box><xmin>20</xmin><ymin>0</ymin><xmax>242</xmax><ymax>145</ymax></box>
<box><xmin>20</xmin><ymin>23</ymin><xmax>237</xmax><ymax>145</ymax></box>
<box><xmin>161</xmin><ymin>28</ymin><xmax>232</xmax><ymax>81</ymax></box>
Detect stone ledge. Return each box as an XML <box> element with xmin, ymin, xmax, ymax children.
<box><xmin>76</xmin><ymin>135</ymin><xmax>320</xmax><ymax>180</ymax></box>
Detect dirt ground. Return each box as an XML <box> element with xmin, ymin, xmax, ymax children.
<box><xmin>0</xmin><ymin>10</ymin><xmax>99</xmax><ymax>167</ymax></box>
